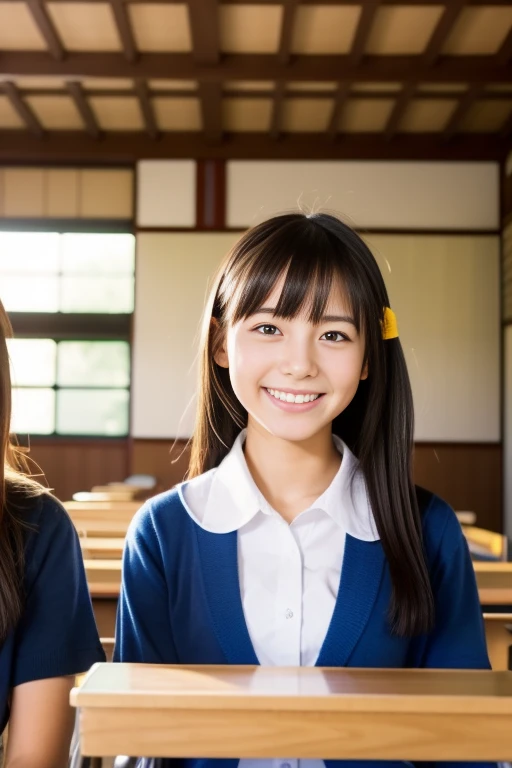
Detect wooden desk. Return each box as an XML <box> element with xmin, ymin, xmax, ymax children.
<box><xmin>81</xmin><ymin>537</ymin><xmax>125</xmax><ymax>559</ymax></box>
<box><xmin>463</xmin><ymin>526</ymin><xmax>508</xmax><ymax>560</ymax></box>
<box><xmin>474</xmin><ymin>562</ymin><xmax>512</xmax><ymax>606</ymax></box>
<box><xmin>71</xmin><ymin>664</ymin><xmax>512</xmax><ymax>760</ymax></box>
<box><xmin>65</xmin><ymin>500</ymin><xmax>141</xmax><ymax>518</ymax></box>
<box><xmin>73</xmin><ymin>519</ymin><xmax>130</xmax><ymax>537</ymax></box>
<box><xmin>483</xmin><ymin>614</ymin><xmax>512</xmax><ymax>670</ymax></box>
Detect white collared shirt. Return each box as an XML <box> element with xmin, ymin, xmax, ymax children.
<box><xmin>180</xmin><ymin>430</ymin><xmax>379</xmax><ymax>768</ymax></box>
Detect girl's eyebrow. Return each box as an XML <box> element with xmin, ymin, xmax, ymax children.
<box><xmin>253</xmin><ymin>307</ymin><xmax>356</xmax><ymax>326</ymax></box>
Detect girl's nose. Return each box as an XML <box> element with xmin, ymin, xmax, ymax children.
<box><xmin>279</xmin><ymin>340</ymin><xmax>318</xmax><ymax>379</ymax></box>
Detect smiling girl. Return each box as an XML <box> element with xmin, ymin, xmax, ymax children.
<box><xmin>115</xmin><ymin>213</ymin><xmax>491</xmax><ymax>768</ymax></box>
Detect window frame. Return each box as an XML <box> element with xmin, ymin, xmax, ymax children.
<box><xmin>3</xmin><ymin>221</ymin><xmax>135</xmax><ymax>441</ymax></box>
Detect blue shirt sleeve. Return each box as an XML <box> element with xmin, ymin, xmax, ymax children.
<box><xmin>113</xmin><ymin>502</ymin><xmax>179</xmax><ymax>664</ymax></box>
<box><xmin>11</xmin><ymin>493</ymin><xmax>106</xmax><ymax>687</ymax></box>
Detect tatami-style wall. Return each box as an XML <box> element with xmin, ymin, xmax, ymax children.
<box><xmin>0</xmin><ymin>167</ymin><xmax>134</xmax><ymax>219</ymax></box>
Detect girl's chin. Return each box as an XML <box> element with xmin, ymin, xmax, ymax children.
<box><xmin>247</xmin><ymin>416</ymin><xmax>332</xmax><ymax>444</ymax></box>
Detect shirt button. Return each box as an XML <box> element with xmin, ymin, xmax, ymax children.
<box><xmin>285</xmin><ymin>609</ymin><xmax>293</xmax><ymax>619</ymax></box>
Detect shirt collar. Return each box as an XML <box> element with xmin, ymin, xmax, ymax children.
<box><xmin>179</xmin><ymin>429</ymin><xmax>379</xmax><ymax>541</ymax></box>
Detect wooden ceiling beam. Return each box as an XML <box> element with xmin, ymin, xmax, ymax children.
<box><xmin>350</xmin><ymin>1</ymin><xmax>381</xmax><ymax>67</ymax></box>
<box><xmin>0</xmin><ymin>52</ymin><xmax>510</xmax><ymax>82</ymax></box>
<box><xmin>443</xmin><ymin>83</ymin><xmax>483</xmax><ymax>140</ymax></box>
<box><xmin>270</xmin><ymin>81</ymin><xmax>286</xmax><ymax>139</ymax></box>
<box><xmin>328</xmin><ymin>82</ymin><xmax>350</xmax><ymax>139</ymax></box>
<box><xmin>134</xmin><ymin>79</ymin><xmax>159</xmax><ymax>139</ymax></box>
<box><xmin>384</xmin><ymin>82</ymin><xmax>416</xmax><ymax>140</ymax></box>
<box><xmin>110</xmin><ymin>0</ymin><xmax>138</xmax><ymax>62</ymax></box>
<box><xmin>0</xmin><ymin>130</ymin><xmax>505</xmax><ymax>162</ymax></box>
<box><xmin>26</xmin><ymin>0</ymin><xmax>65</xmax><ymax>60</ymax></box>
<box><xmin>422</xmin><ymin>0</ymin><xmax>468</xmax><ymax>67</ymax></box>
<box><xmin>186</xmin><ymin>0</ymin><xmax>219</xmax><ymax>64</ymax></box>
<box><xmin>198</xmin><ymin>81</ymin><xmax>223</xmax><ymax>142</ymax></box>
<box><xmin>498</xmin><ymin>26</ymin><xmax>512</xmax><ymax>66</ymax></box>
<box><xmin>14</xmin><ymin>87</ymin><xmax>512</xmax><ymax>101</ymax></box>
<box><xmin>279</xmin><ymin>0</ymin><xmax>299</xmax><ymax>65</ymax></box>
<box><xmin>2</xmin><ymin>81</ymin><xmax>44</xmax><ymax>136</ymax></box>
<box><xmin>66</xmin><ymin>81</ymin><xmax>101</xmax><ymax>138</ymax></box>
<box><xmin>186</xmin><ymin>0</ymin><xmax>221</xmax><ymax>142</ymax></box>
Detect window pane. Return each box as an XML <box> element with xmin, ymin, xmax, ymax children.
<box><xmin>11</xmin><ymin>388</ymin><xmax>55</xmax><ymax>435</ymax></box>
<box><xmin>61</xmin><ymin>234</ymin><xmax>135</xmax><ymax>274</ymax></box>
<box><xmin>56</xmin><ymin>389</ymin><xmax>129</xmax><ymax>435</ymax></box>
<box><xmin>7</xmin><ymin>339</ymin><xmax>56</xmax><ymax>386</ymax></box>
<box><xmin>0</xmin><ymin>233</ymin><xmax>59</xmax><ymax>273</ymax></box>
<box><xmin>60</xmin><ymin>276</ymin><xmax>134</xmax><ymax>313</ymax></box>
<box><xmin>57</xmin><ymin>341</ymin><xmax>130</xmax><ymax>387</ymax></box>
<box><xmin>1</xmin><ymin>276</ymin><xmax>59</xmax><ymax>312</ymax></box>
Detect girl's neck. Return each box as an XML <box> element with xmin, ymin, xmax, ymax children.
<box><xmin>243</xmin><ymin>420</ymin><xmax>341</xmax><ymax>524</ymax></box>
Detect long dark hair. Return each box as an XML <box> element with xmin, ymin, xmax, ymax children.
<box><xmin>0</xmin><ymin>300</ymin><xmax>46</xmax><ymax>643</ymax></box>
<box><xmin>190</xmin><ymin>212</ymin><xmax>434</xmax><ymax>637</ymax></box>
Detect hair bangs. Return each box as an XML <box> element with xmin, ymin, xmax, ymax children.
<box><xmin>227</xmin><ymin>216</ymin><xmax>363</xmax><ymax>333</ymax></box>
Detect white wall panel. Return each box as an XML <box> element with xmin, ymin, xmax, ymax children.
<box><xmin>137</xmin><ymin>160</ymin><xmax>196</xmax><ymax>227</ymax></box>
<box><xmin>227</xmin><ymin>161</ymin><xmax>499</xmax><ymax>231</ymax></box>
<box><xmin>366</xmin><ymin>234</ymin><xmax>500</xmax><ymax>442</ymax></box>
<box><xmin>132</xmin><ymin>232</ymin><xmax>239</xmax><ymax>438</ymax></box>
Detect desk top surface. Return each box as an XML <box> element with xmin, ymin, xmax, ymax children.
<box><xmin>71</xmin><ymin>664</ymin><xmax>512</xmax><ymax>715</ymax></box>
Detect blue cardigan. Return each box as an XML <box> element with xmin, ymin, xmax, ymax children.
<box><xmin>114</xmin><ymin>487</ymin><xmax>493</xmax><ymax>768</ymax></box>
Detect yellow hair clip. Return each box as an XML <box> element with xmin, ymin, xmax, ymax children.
<box><xmin>382</xmin><ymin>307</ymin><xmax>398</xmax><ymax>340</ymax></box>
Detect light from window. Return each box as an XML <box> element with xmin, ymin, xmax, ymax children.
<box><xmin>0</xmin><ymin>232</ymin><xmax>135</xmax><ymax>313</ymax></box>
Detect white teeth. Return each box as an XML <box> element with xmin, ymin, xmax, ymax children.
<box><xmin>266</xmin><ymin>388</ymin><xmax>320</xmax><ymax>405</ymax></box>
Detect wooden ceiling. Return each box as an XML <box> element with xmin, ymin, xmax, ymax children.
<box><xmin>0</xmin><ymin>1</ymin><xmax>512</xmax><ymax>161</ymax></box>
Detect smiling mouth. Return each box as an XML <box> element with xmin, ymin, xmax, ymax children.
<box><xmin>265</xmin><ymin>387</ymin><xmax>324</xmax><ymax>404</ymax></box>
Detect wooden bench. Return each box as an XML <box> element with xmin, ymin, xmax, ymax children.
<box><xmin>80</xmin><ymin>537</ymin><xmax>125</xmax><ymax>559</ymax></box>
<box><xmin>71</xmin><ymin>665</ymin><xmax>512</xmax><ymax>761</ymax></box>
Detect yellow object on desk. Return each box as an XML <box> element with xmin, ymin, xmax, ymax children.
<box><xmin>71</xmin><ymin>664</ymin><xmax>512</xmax><ymax>761</ymax></box>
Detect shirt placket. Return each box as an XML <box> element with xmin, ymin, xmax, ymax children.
<box><xmin>273</xmin><ymin>517</ymin><xmax>302</xmax><ymax>768</ymax></box>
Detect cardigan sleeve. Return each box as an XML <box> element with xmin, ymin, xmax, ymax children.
<box><xmin>420</xmin><ymin>503</ymin><xmax>490</xmax><ymax>670</ymax></box>
<box><xmin>113</xmin><ymin>503</ymin><xmax>179</xmax><ymax>664</ymax></box>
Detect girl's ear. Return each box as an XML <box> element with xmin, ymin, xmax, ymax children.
<box><xmin>211</xmin><ymin>318</ymin><xmax>229</xmax><ymax>368</ymax></box>
<box><xmin>360</xmin><ymin>360</ymin><xmax>369</xmax><ymax>381</ymax></box>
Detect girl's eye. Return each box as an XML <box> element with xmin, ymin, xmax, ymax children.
<box><xmin>255</xmin><ymin>324</ymin><xmax>281</xmax><ymax>336</ymax></box>
<box><xmin>321</xmin><ymin>331</ymin><xmax>348</xmax><ymax>343</ymax></box>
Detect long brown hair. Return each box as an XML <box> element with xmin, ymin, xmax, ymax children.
<box><xmin>0</xmin><ymin>300</ymin><xmax>46</xmax><ymax>642</ymax></box>
<box><xmin>189</xmin><ymin>212</ymin><xmax>435</xmax><ymax>637</ymax></box>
